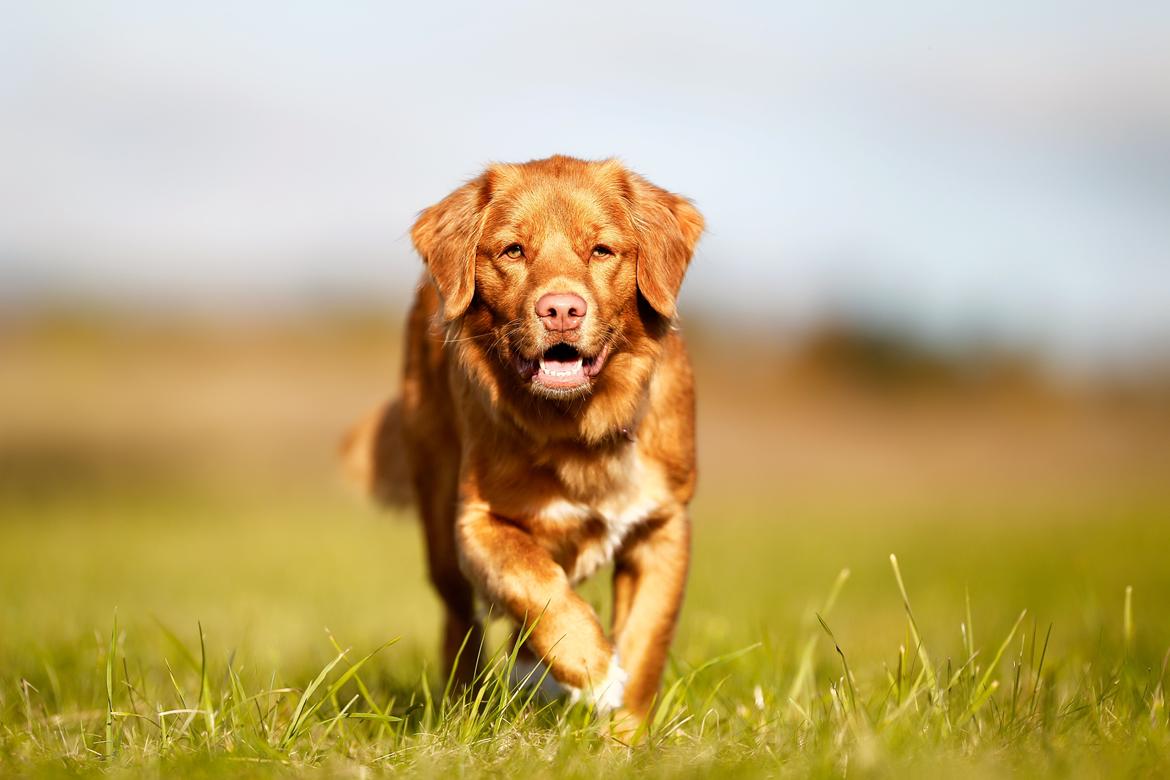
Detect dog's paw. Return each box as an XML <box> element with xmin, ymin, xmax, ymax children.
<box><xmin>566</xmin><ymin>654</ymin><xmax>628</xmax><ymax>714</ymax></box>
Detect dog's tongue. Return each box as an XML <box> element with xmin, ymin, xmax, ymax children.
<box><xmin>541</xmin><ymin>357</ymin><xmax>581</xmax><ymax>372</ymax></box>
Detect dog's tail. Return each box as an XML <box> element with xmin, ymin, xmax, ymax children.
<box><xmin>339</xmin><ymin>397</ymin><xmax>415</xmax><ymax>508</ymax></box>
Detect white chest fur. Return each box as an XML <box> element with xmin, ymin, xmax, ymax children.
<box><xmin>533</xmin><ymin>453</ymin><xmax>668</xmax><ymax>584</ymax></box>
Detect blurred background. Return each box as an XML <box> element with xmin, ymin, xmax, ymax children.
<box><xmin>1</xmin><ymin>3</ymin><xmax>1168</xmax><ymax>682</ymax></box>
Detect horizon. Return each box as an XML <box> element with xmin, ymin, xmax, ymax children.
<box><xmin>3</xmin><ymin>3</ymin><xmax>1169</xmax><ymax>371</ymax></box>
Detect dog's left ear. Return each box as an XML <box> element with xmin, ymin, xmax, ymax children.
<box><xmin>627</xmin><ymin>172</ymin><xmax>705</xmax><ymax>319</ymax></box>
<box><xmin>411</xmin><ymin>174</ymin><xmax>490</xmax><ymax>321</ymax></box>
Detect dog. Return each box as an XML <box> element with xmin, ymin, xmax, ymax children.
<box><xmin>343</xmin><ymin>155</ymin><xmax>703</xmax><ymax>728</ymax></box>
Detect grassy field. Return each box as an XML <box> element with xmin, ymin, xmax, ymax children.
<box><xmin>1</xmin><ymin>315</ymin><xmax>1168</xmax><ymax>777</ymax></box>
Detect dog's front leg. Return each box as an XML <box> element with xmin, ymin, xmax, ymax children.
<box><xmin>456</xmin><ymin>505</ymin><xmax>627</xmax><ymax>711</ymax></box>
<box><xmin>610</xmin><ymin>508</ymin><xmax>691</xmax><ymax>727</ymax></box>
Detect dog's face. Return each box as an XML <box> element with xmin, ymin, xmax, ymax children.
<box><xmin>412</xmin><ymin>156</ymin><xmax>703</xmax><ymax>409</ymax></box>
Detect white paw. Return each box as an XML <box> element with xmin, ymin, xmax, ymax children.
<box><xmin>566</xmin><ymin>654</ymin><xmax>628</xmax><ymax>714</ymax></box>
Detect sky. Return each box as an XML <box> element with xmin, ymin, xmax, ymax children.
<box><xmin>2</xmin><ymin>1</ymin><xmax>1168</xmax><ymax>367</ymax></box>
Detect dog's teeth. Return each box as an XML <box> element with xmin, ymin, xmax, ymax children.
<box><xmin>538</xmin><ymin>358</ymin><xmax>584</xmax><ymax>379</ymax></box>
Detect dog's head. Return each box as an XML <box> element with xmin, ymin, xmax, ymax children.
<box><xmin>412</xmin><ymin>156</ymin><xmax>703</xmax><ymax>427</ymax></box>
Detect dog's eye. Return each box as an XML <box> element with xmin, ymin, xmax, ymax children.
<box><xmin>503</xmin><ymin>244</ymin><xmax>524</xmax><ymax>259</ymax></box>
<box><xmin>591</xmin><ymin>245</ymin><xmax>614</xmax><ymax>258</ymax></box>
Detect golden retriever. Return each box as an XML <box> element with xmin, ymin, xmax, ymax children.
<box><xmin>343</xmin><ymin>155</ymin><xmax>704</xmax><ymax>729</ymax></box>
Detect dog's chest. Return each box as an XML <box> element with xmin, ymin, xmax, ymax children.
<box><xmin>531</xmin><ymin>453</ymin><xmax>667</xmax><ymax>584</ymax></box>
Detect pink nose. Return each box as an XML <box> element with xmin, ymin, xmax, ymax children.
<box><xmin>535</xmin><ymin>292</ymin><xmax>587</xmax><ymax>332</ymax></box>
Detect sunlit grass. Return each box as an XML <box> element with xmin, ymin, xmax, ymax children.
<box><xmin>2</xmin><ymin>485</ymin><xmax>1169</xmax><ymax>777</ymax></box>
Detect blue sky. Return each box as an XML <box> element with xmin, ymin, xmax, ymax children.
<box><xmin>2</xmin><ymin>2</ymin><xmax>1168</xmax><ymax>366</ymax></box>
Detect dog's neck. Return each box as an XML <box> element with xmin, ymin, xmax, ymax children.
<box><xmin>466</xmin><ymin>376</ymin><xmax>647</xmax><ymax>454</ymax></box>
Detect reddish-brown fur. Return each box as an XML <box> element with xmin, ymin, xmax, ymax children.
<box><xmin>344</xmin><ymin>155</ymin><xmax>703</xmax><ymax>729</ymax></box>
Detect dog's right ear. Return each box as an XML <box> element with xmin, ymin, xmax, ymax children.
<box><xmin>411</xmin><ymin>174</ymin><xmax>490</xmax><ymax>321</ymax></box>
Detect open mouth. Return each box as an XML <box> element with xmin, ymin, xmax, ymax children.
<box><xmin>515</xmin><ymin>342</ymin><xmax>610</xmax><ymax>392</ymax></box>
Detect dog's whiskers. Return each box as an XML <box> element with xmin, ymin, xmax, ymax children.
<box><xmin>441</xmin><ymin>331</ymin><xmax>496</xmax><ymax>345</ymax></box>
<box><xmin>442</xmin><ymin>318</ymin><xmax>525</xmax><ymax>348</ymax></box>
<box><xmin>487</xmin><ymin>319</ymin><xmax>524</xmax><ymax>354</ymax></box>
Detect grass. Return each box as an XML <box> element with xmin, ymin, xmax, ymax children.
<box><xmin>3</xmin><ymin>310</ymin><xmax>1168</xmax><ymax>776</ymax></box>
<box><xmin>2</xmin><ymin>483</ymin><xmax>1169</xmax><ymax>778</ymax></box>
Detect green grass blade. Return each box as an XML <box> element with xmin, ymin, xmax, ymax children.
<box><xmin>197</xmin><ymin>622</ymin><xmax>216</xmax><ymax>743</ymax></box>
<box><xmin>889</xmin><ymin>554</ymin><xmax>936</xmax><ymax>690</ymax></box>
<box><xmin>103</xmin><ymin>613</ymin><xmax>117</xmax><ymax>760</ymax></box>
<box><xmin>279</xmin><ymin>648</ymin><xmax>349</xmax><ymax>749</ymax></box>
<box><xmin>965</xmin><ymin>609</ymin><xmax>1027</xmax><ymax>719</ymax></box>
